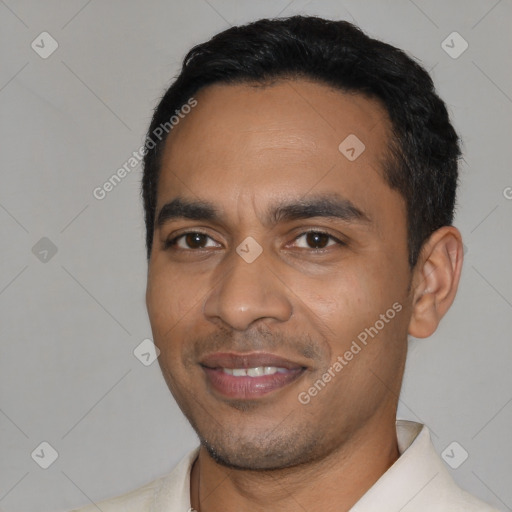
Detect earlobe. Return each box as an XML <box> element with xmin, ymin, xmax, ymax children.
<box><xmin>408</xmin><ymin>227</ymin><xmax>464</xmax><ymax>339</ymax></box>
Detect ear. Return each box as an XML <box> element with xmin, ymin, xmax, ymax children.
<box><xmin>408</xmin><ymin>226</ymin><xmax>464</xmax><ymax>339</ymax></box>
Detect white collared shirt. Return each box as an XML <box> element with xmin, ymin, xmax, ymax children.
<box><xmin>70</xmin><ymin>420</ymin><xmax>499</xmax><ymax>511</ymax></box>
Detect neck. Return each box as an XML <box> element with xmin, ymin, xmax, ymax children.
<box><xmin>190</xmin><ymin>416</ymin><xmax>399</xmax><ymax>512</ymax></box>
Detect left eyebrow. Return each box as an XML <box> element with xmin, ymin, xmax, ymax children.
<box><xmin>266</xmin><ymin>194</ymin><xmax>371</xmax><ymax>226</ymax></box>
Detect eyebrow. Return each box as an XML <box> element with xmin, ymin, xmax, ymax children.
<box><xmin>155</xmin><ymin>195</ymin><xmax>371</xmax><ymax>229</ymax></box>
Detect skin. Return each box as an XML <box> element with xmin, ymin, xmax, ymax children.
<box><xmin>145</xmin><ymin>79</ymin><xmax>464</xmax><ymax>512</ymax></box>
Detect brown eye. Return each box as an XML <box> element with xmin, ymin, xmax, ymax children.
<box><xmin>305</xmin><ymin>232</ymin><xmax>331</xmax><ymax>249</ymax></box>
<box><xmin>183</xmin><ymin>233</ymin><xmax>208</xmax><ymax>249</ymax></box>
<box><xmin>166</xmin><ymin>232</ymin><xmax>220</xmax><ymax>250</ymax></box>
<box><xmin>294</xmin><ymin>231</ymin><xmax>339</xmax><ymax>250</ymax></box>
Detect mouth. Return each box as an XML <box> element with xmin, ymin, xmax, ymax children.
<box><xmin>200</xmin><ymin>352</ymin><xmax>307</xmax><ymax>399</ymax></box>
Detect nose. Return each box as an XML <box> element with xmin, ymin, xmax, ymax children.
<box><xmin>203</xmin><ymin>248</ymin><xmax>293</xmax><ymax>331</ymax></box>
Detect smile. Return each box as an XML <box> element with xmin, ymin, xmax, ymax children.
<box><xmin>221</xmin><ymin>366</ymin><xmax>290</xmax><ymax>376</ymax></box>
<box><xmin>200</xmin><ymin>352</ymin><xmax>307</xmax><ymax>399</ymax></box>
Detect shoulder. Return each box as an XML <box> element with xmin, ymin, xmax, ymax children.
<box><xmin>395</xmin><ymin>421</ymin><xmax>500</xmax><ymax>512</ymax></box>
<box><xmin>351</xmin><ymin>421</ymin><xmax>501</xmax><ymax>512</ymax></box>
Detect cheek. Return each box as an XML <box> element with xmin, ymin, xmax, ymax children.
<box><xmin>298</xmin><ymin>261</ymin><xmax>406</xmax><ymax>352</ymax></box>
<box><xmin>305</xmin><ymin>266</ymin><xmax>370</xmax><ymax>315</ymax></box>
<box><xmin>147</xmin><ymin>273</ymin><xmax>198</xmax><ymax>387</ymax></box>
<box><xmin>146</xmin><ymin>263</ymin><xmax>199</xmax><ymax>343</ymax></box>
<box><xmin>290</xmin><ymin>270</ymin><xmax>367</xmax><ymax>360</ymax></box>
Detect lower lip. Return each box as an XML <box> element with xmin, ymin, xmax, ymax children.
<box><xmin>202</xmin><ymin>367</ymin><xmax>305</xmax><ymax>399</ymax></box>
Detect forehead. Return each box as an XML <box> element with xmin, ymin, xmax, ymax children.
<box><xmin>157</xmin><ymin>79</ymin><xmax>401</xmax><ymax>225</ymax></box>
<box><xmin>164</xmin><ymin>79</ymin><xmax>390</xmax><ymax>157</ymax></box>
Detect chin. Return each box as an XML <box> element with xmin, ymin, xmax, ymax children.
<box><xmin>199</xmin><ymin>431</ymin><xmax>320</xmax><ymax>471</ymax></box>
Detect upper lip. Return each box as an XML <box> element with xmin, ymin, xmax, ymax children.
<box><xmin>200</xmin><ymin>352</ymin><xmax>305</xmax><ymax>370</ymax></box>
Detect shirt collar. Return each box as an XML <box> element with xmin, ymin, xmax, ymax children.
<box><xmin>350</xmin><ymin>420</ymin><xmax>451</xmax><ymax>511</ymax></box>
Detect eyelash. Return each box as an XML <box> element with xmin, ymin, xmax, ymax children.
<box><xmin>164</xmin><ymin>230</ymin><xmax>346</xmax><ymax>251</ymax></box>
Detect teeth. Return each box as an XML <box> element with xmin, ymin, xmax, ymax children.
<box><xmin>247</xmin><ymin>367</ymin><xmax>264</xmax><ymax>377</ymax></box>
<box><xmin>222</xmin><ymin>366</ymin><xmax>288</xmax><ymax>377</ymax></box>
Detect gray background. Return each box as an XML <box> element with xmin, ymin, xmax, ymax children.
<box><xmin>0</xmin><ymin>0</ymin><xmax>511</xmax><ymax>511</ymax></box>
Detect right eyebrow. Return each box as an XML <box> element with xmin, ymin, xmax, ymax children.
<box><xmin>155</xmin><ymin>198</ymin><xmax>219</xmax><ymax>228</ymax></box>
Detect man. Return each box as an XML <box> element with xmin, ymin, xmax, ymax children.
<box><xmin>72</xmin><ymin>15</ymin><xmax>498</xmax><ymax>512</ymax></box>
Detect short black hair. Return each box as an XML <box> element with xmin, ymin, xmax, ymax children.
<box><xmin>141</xmin><ymin>15</ymin><xmax>460</xmax><ymax>267</ymax></box>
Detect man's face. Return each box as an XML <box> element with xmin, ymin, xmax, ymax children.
<box><xmin>146</xmin><ymin>80</ymin><xmax>413</xmax><ymax>470</ymax></box>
